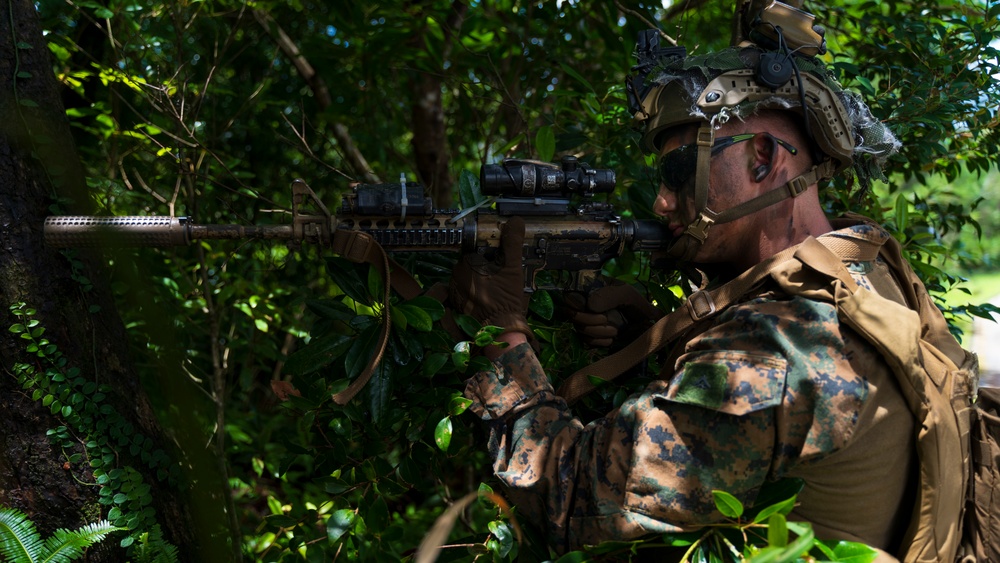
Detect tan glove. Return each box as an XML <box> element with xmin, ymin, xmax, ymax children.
<box><xmin>565</xmin><ymin>279</ymin><xmax>662</xmax><ymax>348</ymax></box>
<box><xmin>449</xmin><ymin>217</ymin><xmax>532</xmax><ymax>337</ymax></box>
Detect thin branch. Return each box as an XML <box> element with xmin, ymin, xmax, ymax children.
<box><xmin>615</xmin><ymin>0</ymin><xmax>678</xmax><ymax>45</ymax></box>
<box><xmin>253</xmin><ymin>8</ymin><xmax>379</xmax><ymax>183</ymax></box>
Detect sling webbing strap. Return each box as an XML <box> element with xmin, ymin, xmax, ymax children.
<box><xmin>328</xmin><ymin>230</ymin><xmax>422</xmax><ymax>405</ymax></box>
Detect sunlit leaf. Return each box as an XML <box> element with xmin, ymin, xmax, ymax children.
<box><xmin>326</xmin><ymin>509</ymin><xmax>356</xmax><ymax>543</ymax></box>
<box><xmin>766</xmin><ymin>513</ymin><xmax>788</xmax><ymax>548</ymax></box>
<box><xmin>434</xmin><ymin>417</ymin><xmax>452</xmax><ymax>451</ymax></box>
<box><xmin>712</xmin><ymin>490</ymin><xmax>744</xmax><ymax>519</ymax></box>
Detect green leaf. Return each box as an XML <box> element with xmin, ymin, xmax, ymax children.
<box><xmin>283</xmin><ymin>334</ymin><xmax>351</xmax><ymax>376</ymax></box>
<box><xmin>459</xmin><ymin>169</ymin><xmax>485</xmax><ymax>208</ymax></box>
<box><xmin>366</xmin><ymin>496</ymin><xmax>389</xmax><ymax>534</ymax></box>
<box><xmin>345</xmin><ymin>323</ymin><xmax>381</xmax><ymax>382</ymax></box>
<box><xmin>529</xmin><ymin>289</ymin><xmax>554</xmax><ymax>320</ymax></box>
<box><xmin>367</xmin><ymin>357</ymin><xmax>393</xmax><ymax>428</ymax></box>
<box><xmin>559</xmin><ymin>61</ymin><xmax>595</xmax><ymax>93</ymax></box>
<box><xmin>434</xmin><ymin>417</ymin><xmax>452</xmax><ymax>451</ymax></box>
<box><xmin>488</xmin><ymin>520</ymin><xmax>514</xmax><ymax>558</ymax></box>
<box><xmin>397</xmin><ymin>303</ymin><xmax>433</xmax><ymax>331</ymax></box>
<box><xmin>327</xmin><ymin>509</ymin><xmax>356</xmax><ymax>543</ymax></box>
<box><xmin>454</xmin><ymin>314</ymin><xmax>481</xmax><ymax>337</ymax></box>
<box><xmin>751</xmin><ymin>495</ymin><xmax>798</xmax><ymax>524</ymax></box>
<box><xmin>0</xmin><ymin>507</ymin><xmax>43</xmax><ymax>561</ymax></box>
<box><xmin>306</xmin><ymin>298</ymin><xmax>356</xmax><ymax>322</ymax></box>
<box><xmin>421</xmin><ymin>352</ymin><xmax>449</xmax><ymax>377</ymax></box>
<box><xmin>825</xmin><ymin>540</ymin><xmax>879</xmax><ymax>563</ymax></box>
<box><xmin>535</xmin><ymin>125</ymin><xmax>556</xmax><ymax>163</ymax></box>
<box><xmin>447</xmin><ymin>395</ymin><xmax>473</xmax><ymax>416</ymax></box>
<box><xmin>895</xmin><ymin>193</ymin><xmax>909</xmax><ymax>233</ymax></box>
<box><xmin>9</xmin><ymin>324</ymin><xmax>25</xmax><ymax>334</ymax></box>
<box><xmin>712</xmin><ymin>490</ymin><xmax>744</xmax><ymax>519</ymax></box>
<box><xmin>451</xmin><ymin>341</ymin><xmax>471</xmax><ymax>369</ymax></box>
<box><xmin>767</xmin><ymin>512</ymin><xmax>788</xmax><ymax>548</ymax></box>
<box><xmin>325</xmin><ymin>257</ymin><xmax>372</xmax><ymax>305</ymax></box>
<box><xmin>404</xmin><ymin>295</ymin><xmax>445</xmax><ymax>321</ymax></box>
<box><xmin>367</xmin><ymin>260</ymin><xmax>385</xmax><ymax>301</ymax></box>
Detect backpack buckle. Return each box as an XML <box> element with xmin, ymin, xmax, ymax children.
<box><xmin>687</xmin><ymin>290</ymin><xmax>717</xmax><ymax>320</ymax></box>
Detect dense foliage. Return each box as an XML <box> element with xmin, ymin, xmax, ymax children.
<box><xmin>19</xmin><ymin>0</ymin><xmax>1000</xmax><ymax>560</ymax></box>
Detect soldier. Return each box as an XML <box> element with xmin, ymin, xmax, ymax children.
<box><xmin>449</xmin><ymin>8</ymin><xmax>977</xmax><ymax>562</ymax></box>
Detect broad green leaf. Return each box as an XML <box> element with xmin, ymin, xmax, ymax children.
<box><xmin>368</xmin><ymin>260</ymin><xmax>385</xmax><ymax>301</ymax></box>
<box><xmin>345</xmin><ymin>323</ymin><xmax>381</xmax><ymax>382</ymax></box>
<box><xmin>368</xmin><ymin>357</ymin><xmax>393</xmax><ymax>427</ymax></box>
<box><xmin>326</xmin><ymin>257</ymin><xmax>372</xmax><ymax>305</ymax></box>
<box><xmin>752</xmin><ymin>495</ymin><xmax>798</xmax><ymax>524</ymax></box>
<box><xmin>766</xmin><ymin>513</ymin><xmax>788</xmax><ymax>547</ymax></box>
<box><xmin>422</xmin><ymin>352</ymin><xmax>449</xmax><ymax>377</ymax></box>
<box><xmin>895</xmin><ymin>193</ymin><xmax>909</xmax><ymax>233</ymax></box>
<box><xmin>327</xmin><ymin>509</ymin><xmax>356</xmax><ymax>543</ymax></box>
<box><xmin>712</xmin><ymin>490</ymin><xmax>744</xmax><ymax>519</ymax></box>
<box><xmin>283</xmin><ymin>334</ymin><xmax>351</xmax><ymax>376</ymax></box>
<box><xmin>488</xmin><ymin>520</ymin><xmax>514</xmax><ymax>558</ymax></box>
<box><xmin>454</xmin><ymin>314</ymin><xmax>481</xmax><ymax>337</ymax></box>
<box><xmin>367</xmin><ymin>496</ymin><xmax>389</xmax><ymax>533</ymax></box>
<box><xmin>306</xmin><ymin>298</ymin><xmax>356</xmax><ymax>322</ymax></box>
<box><xmin>447</xmin><ymin>395</ymin><xmax>473</xmax><ymax>416</ymax></box>
<box><xmin>828</xmin><ymin>540</ymin><xmax>879</xmax><ymax>563</ymax></box>
<box><xmin>451</xmin><ymin>341</ymin><xmax>471</xmax><ymax>369</ymax></box>
<box><xmin>459</xmin><ymin>169</ymin><xmax>485</xmax><ymax>209</ymax></box>
<box><xmin>434</xmin><ymin>417</ymin><xmax>452</xmax><ymax>451</ymax></box>
<box><xmin>398</xmin><ymin>303</ymin><xmax>433</xmax><ymax>331</ymax></box>
<box><xmin>405</xmin><ymin>295</ymin><xmax>446</xmax><ymax>321</ymax></box>
<box><xmin>529</xmin><ymin>289</ymin><xmax>554</xmax><ymax>320</ymax></box>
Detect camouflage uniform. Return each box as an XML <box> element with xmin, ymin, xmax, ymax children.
<box><xmin>464</xmin><ymin>222</ymin><xmax>916</xmax><ymax>554</ymax></box>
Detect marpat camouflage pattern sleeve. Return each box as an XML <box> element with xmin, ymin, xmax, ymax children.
<box><xmin>464</xmin><ymin>291</ymin><xmax>872</xmax><ymax>553</ymax></box>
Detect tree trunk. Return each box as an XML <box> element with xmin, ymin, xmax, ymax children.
<box><xmin>0</xmin><ymin>1</ymin><xmax>222</xmax><ymax>560</ymax></box>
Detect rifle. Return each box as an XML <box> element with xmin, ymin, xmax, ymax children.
<box><xmin>44</xmin><ymin>156</ymin><xmax>672</xmax><ymax>403</ymax></box>
<box><xmin>44</xmin><ymin>156</ymin><xmax>672</xmax><ymax>292</ymax></box>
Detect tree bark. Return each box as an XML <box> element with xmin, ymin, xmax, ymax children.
<box><xmin>0</xmin><ymin>1</ymin><xmax>216</xmax><ymax>559</ymax></box>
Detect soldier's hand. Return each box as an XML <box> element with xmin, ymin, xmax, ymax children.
<box><xmin>449</xmin><ymin>217</ymin><xmax>532</xmax><ymax>337</ymax></box>
<box><xmin>565</xmin><ymin>280</ymin><xmax>662</xmax><ymax>348</ymax></box>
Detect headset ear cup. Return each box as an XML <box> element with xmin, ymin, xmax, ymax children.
<box><xmin>757</xmin><ymin>52</ymin><xmax>793</xmax><ymax>89</ymax></box>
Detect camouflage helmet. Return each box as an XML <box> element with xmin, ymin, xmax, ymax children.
<box><xmin>627</xmin><ymin>35</ymin><xmax>900</xmax><ymax>190</ymax></box>
<box><xmin>622</xmin><ymin>5</ymin><xmax>901</xmax><ymax>263</ymax></box>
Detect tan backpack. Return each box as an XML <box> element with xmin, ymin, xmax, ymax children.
<box><xmin>557</xmin><ymin>225</ymin><xmax>985</xmax><ymax>562</ymax></box>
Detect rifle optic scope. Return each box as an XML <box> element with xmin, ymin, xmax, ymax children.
<box><xmin>480</xmin><ymin>156</ymin><xmax>615</xmax><ymax>197</ymax></box>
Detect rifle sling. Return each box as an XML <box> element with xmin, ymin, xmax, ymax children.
<box><xmin>328</xmin><ymin>230</ymin><xmax>422</xmax><ymax>405</ymax></box>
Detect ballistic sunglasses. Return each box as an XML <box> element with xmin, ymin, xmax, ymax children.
<box><xmin>658</xmin><ymin>133</ymin><xmax>798</xmax><ymax>192</ymax></box>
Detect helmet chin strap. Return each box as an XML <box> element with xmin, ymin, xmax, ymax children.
<box><xmin>665</xmin><ymin>125</ymin><xmax>837</xmax><ymax>262</ymax></box>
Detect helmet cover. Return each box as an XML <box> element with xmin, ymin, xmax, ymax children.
<box><xmin>632</xmin><ymin>45</ymin><xmax>900</xmax><ymax>191</ymax></box>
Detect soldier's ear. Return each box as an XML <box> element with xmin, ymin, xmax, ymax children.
<box><xmin>750</xmin><ymin>134</ymin><xmax>779</xmax><ymax>183</ymax></box>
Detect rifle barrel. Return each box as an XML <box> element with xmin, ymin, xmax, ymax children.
<box><xmin>43</xmin><ymin>216</ymin><xmax>294</xmax><ymax>248</ymax></box>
